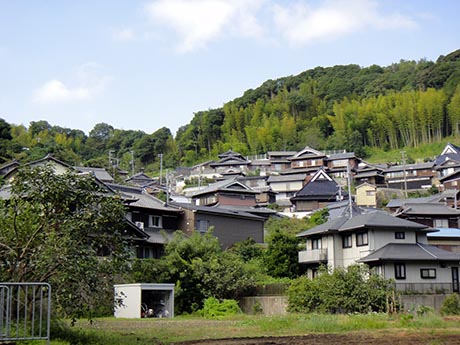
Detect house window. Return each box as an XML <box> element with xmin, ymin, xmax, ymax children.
<box><xmin>149</xmin><ymin>215</ymin><xmax>162</xmax><ymax>228</ymax></box>
<box><xmin>395</xmin><ymin>232</ymin><xmax>405</xmax><ymax>239</ymax></box>
<box><xmin>196</xmin><ymin>220</ymin><xmax>210</xmax><ymax>233</ymax></box>
<box><xmin>311</xmin><ymin>238</ymin><xmax>322</xmax><ymax>250</ymax></box>
<box><xmin>356</xmin><ymin>231</ymin><xmax>368</xmax><ymax>246</ymax></box>
<box><xmin>420</xmin><ymin>268</ymin><xmax>436</xmax><ymax>279</ymax></box>
<box><xmin>434</xmin><ymin>219</ymin><xmax>449</xmax><ymax>228</ymax></box>
<box><xmin>366</xmin><ymin>190</ymin><xmax>375</xmax><ymax>196</ymax></box>
<box><xmin>394</xmin><ymin>263</ymin><xmax>406</xmax><ymax>280</ymax></box>
<box><xmin>342</xmin><ymin>234</ymin><xmax>352</xmax><ymax>248</ymax></box>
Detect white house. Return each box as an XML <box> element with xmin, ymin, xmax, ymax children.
<box><xmin>297</xmin><ymin>207</ymin><xmax>460</xmax><ymax>293</ymax></box>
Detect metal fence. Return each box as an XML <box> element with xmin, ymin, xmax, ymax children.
<box><xmin>0</xmin><ymin>282</ymin><xmax>51</xmax><ymax>344</ymax></box>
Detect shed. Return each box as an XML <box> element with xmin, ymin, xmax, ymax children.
<box><xmin>114</xmin><ymin>283</ymin><xmax>174</xmax><ymax>318</ymax></box>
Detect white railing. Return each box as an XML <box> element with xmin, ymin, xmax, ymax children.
<box><xmin>0</xmin><ymin>282</ymin><xmax>51</xmax><ymax>344</ymax></box>
<box><xmin>298</xmin><ymin>249</ymin><xmax>328</xmax><ymax>263</ymax></box>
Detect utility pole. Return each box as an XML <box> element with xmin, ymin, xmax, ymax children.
<box><xmin>347</xmin><ymin>161</ymin><xmax>353</xmax><ymax>219</ymax></box>
<box><xmin>401</xmin><ymin>150</ymin><xmax>408</xmax><ymax>198</ymax></box>
<box><xmin>130</xmin><ymin>150</ymin><xmax>135</xmax><ymax>176</ymax></box>
<box><xmin>158</xmin><ymin>153</ymin><xmax>163</xmax><ymax>185</ymax></box>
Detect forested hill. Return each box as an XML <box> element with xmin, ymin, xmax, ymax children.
<box><xmin>1</xmin><ymin>49</ymin><xmax>460</xmax><ymax>174</ymax></box>
<box><xmin>176</xmin><ymin>49</ymin><xmax>460</xmax><ymax>163</ymax></box>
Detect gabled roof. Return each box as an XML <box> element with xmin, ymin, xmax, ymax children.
<box><xmin>267</xmin><ymin>151</ymin><xmax>297</xmax><ymax>158</ymax></box>
<box><xmin>394</xmin><ymin>203</ymin><xmax>460</xmax><ymax>217</ymax></box>
<box><xmin>210</xmin><ymin>156</ymin><xmax>250</xmax><ymax>167</ymax></box>
<box><xmin>192</xmin><ymin>178</ymin><xmax>257</xmax><ymax>197</ymax></box>
<box><xmin>218</xmin><ymin>150</ymin><xmax>244</xmax><ymax>159</ymax></box>
<box><xmin>75</xmin><ymin>166</ymin><xmax>114</xmax><ymax>182</ymax></box>
<box><xmin>107</xmin><ymin>183</ymin><xmax>181</xmax><ymax>212</ymax></box>
<box><xmin>441</xmin><ymin>142</ymin><xmax>460</xmax><ymax>156</ymax></box>
<box><xmin>289</xmin><ymin>146</ymin><xmax>326</xmax><ymax>160</ymax></box>
<box><xmin>297</xmin><ymin>210</ymin><xmax>429</xmax><ymax>237</ymax></box>
<box><xmin>291</xmin><ymin>169</ymin><xmax>344</xmax><ymax>201</ymax></box>
<box><xmin>358</xmin><ymin>243</ymin><xmax>460</xmax><ymax>263</ymax></box>
<box><xmin>439</xmin><ymin>169</ymin><xmax>460</xmax><ymax>183</ymax></box>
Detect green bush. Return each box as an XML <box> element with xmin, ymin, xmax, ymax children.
<box><xmin>441</xmin><ymin>293</ymin><xmax>460</xmax><ymax>316</ymax></box>
<box><xmin>201</xmin><ymin>297</ymin><xmax>242</xmax><ymax>318</ymax></box>
<box><xmin>287</xmin><ymin>265</ymin><xmax>394</xmax><ymax>314</ymax></box>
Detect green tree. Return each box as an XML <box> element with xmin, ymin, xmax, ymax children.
<box><xmin>0</xmin><ymin>165</ymin><xmax>129</xmax><ymax>318</ymax></box>
<box><xmin>263</xmin><ymin>228</ymin><xmax>301</xmax><ymax>279</ymax></box>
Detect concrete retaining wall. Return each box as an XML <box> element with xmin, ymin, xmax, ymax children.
<box><xmin>239</xmin><ymin>296</ymin><xmax>288</xmax><ymax>315</ymax></box>
<box><xmin>239</xmin><ymin>294</ymin><xmax>451</xmax><ymax>315</ymax></box>
<box><xmin>400</xmin><ymin>294</ymin><xmax>448</xmax><ymax>313</ymax></box>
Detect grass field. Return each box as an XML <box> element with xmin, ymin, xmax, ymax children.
<box><xmin>47</xmin><ymin>313</ymin><xmax>460</xmax><ymax>344</ymax></box>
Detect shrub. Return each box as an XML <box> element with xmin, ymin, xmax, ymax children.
<box><xmin>287</xmin><ymin>265</ymin><xmax>394</xmax><ymax>314</ymax></box>
<box><xmin>441</xmin><ymin>293</ymin><xmax>460</xmax><ymax>316</ymax></box>
<box><xmin>201</xmin><ymin>297</ymin><xmax>241</xmax><ymax>318</ymax></box>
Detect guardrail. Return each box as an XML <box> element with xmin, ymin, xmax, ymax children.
<box><xmin>0</xmin><ymin>282</ymin><xmax>51</xmax><ymax>344</ymax></box>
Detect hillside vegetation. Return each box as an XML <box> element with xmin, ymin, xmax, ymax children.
<box><xmin>1</xmin><ymin>49</ymin><xmax>460</xmax><ymax>174</ymax></box>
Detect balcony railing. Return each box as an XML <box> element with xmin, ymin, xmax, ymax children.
<box><xmin>298</xmin><ymin>248</ymin><xmax>328</xmax><ymax>264</ymax></box>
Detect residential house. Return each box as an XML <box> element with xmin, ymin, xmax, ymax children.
<box><xmin>266</xmin><ymin>151</ymin><xmax>297</xmax><ymax>173</ymax></box>
<box><xmin>126</xmin><ymin>172</ymin><xmax>157</xmax><ymax>187</ymax></box>
<box><xmin>284</xmin><ymin>146</ymin><xmax>326</xmax><ymax>175</ymax></box>
<box><xmin>439</xmin><ymin>171</ymin><xmax>460</xmax><ymax>192</ymax></box>
<box><xmin>2</xmin><ymin>154</ymin><xmax>71</xmax><ymax>182</ymax></box>
<box><xmin>191</xmin><ymin>178</ymin><xmax>259</xmax><ymax>207</ymax></box>
<box><xmin>266</xmin><ymin>174</ymin><xmax>306</xmax><ymax>209</ymax></box>
<box><xmin>427</xmin><ymin>228</ymin><xmax>460</xmax><ymax>254</ymax></box>
<box><xmin>355</xmin><ymin>183</ymin><xmax>377</xmax><ymax>208</ymax></box>
<box><xmin>175</xmin><ymin>203</ymin><xmax>265</xmax><ymax>248</ymax></box>
<box><xmin>290</xmin><ymin>168</ymin><xmax>347</xmax><ymax>212</ymax></box>
<box><xmin>108</xmin><ymin>183</ymin><xmax>183</xmax><ymax>259</ymax></box>
<box><xmin>209</xmin><ymin>150</ymin><xmax>250</xmax><ymax>175</ymax></box>
<box><xmin>385</xmin><ymin>190</ymin><xmax>460</xmax><ymax>212</ymax></box>
<box><xmin>384</xmin><ymin>162</ymin><xmax>436</xmax><ymax>190</ymax></box>
<box><xmin>297</xmin><ymin>208</ymin><xmax>460</xmax><ymax>293</ymax></box>
<box><xmin>189</xmin><ymin>160</ymin><xmax>218</xmax><ymax>181</ymax></box>
<box><xmin>393</xmin><ymin>202</ymin><xmax>460</xmax><ymax>229</ymax></box>
<box><xmin>434</xmin><ymin>142</ymin><xmax>460</xmax><ymax>179</ymax></box>
<box><xmin>354</xmin><ymin>162</ymin><xmax>387</xmax><ymax>186</ymax></box>
<box><xmin>324</xmin><ymin>151</ymin><xmax>359</xmax><ymax>181</ymax></box>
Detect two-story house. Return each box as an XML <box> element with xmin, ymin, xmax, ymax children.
<box><xmin>297</xmin><ymin>207</ymin><xmax>460</xmax><ymax>293</ymax></box>
<box><xmin>191</xmin><ymin>178</ymin><xmax>259</xmax><ymax>207</ymax></box>
<box><xmin>209</xmin><ymin>150</ymin><xmax>251</xmax><ymax>175</ymax></box>
<box><xmin>107</xmin><ymin>183</ymin><xmax>183</xmax><ymax>259</ymax></box>
<box><xmin>384</xmin><ymin>162</ymin><xmax>436</xmax><ymax>190</ymax></box>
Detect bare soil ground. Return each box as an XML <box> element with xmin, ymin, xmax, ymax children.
<box><xmin>175</xmin><ymin>333</ymin><xmax>460</xmax><ymax>344</ymax></box>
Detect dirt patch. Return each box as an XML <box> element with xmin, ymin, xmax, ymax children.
<box><xmin>174</xmin><ymin>333</ymin><xmax>460</xmax><ymax>344</ymax></box>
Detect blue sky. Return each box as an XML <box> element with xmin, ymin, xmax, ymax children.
<box><xmin>1</xmin><ymin>0</ymin><xmax>459</xmax><ymax>136</ymax></box>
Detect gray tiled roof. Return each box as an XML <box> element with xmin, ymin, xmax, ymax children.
<box><xmin>395</xmin><ymin>203</ymin><xmax>460</xmax><ymax>216</ymax></box>
<box><xmin>359</xmin><ymin>243</ymin><xmax>460</xmax><ymax>262</ymax></box>
<box><xmin>106</xmin><ymin>183</ymin><xmax>180</xmax><ymax>212</ymax></box>
<box><xmin>385</xmin><ymin>162</ymin><xmax>434</xmax><ymax>172</ymax></box>
<box><xmin>173</xmin><ymin>203</ymin><xmax>264</xmax><ymax>220</ymax></box>
<box><xmin>386</xmin><ymin>191</ymin><xmax>458</xmax><ymax>208</ymax></box>
<box><xmin>267</xmin><ymin>174</ymin><xmax>306</xmax><ymax>183</ymax></box>
<box><xmin>192</xmin><ymin>178</ymin><xmax>256</xmax><ymax>197</ymax></box>
<box><xmin>297</xmin><ymin>210</ymin><xmax>428</xmax><ymax>237</ymax></box>
<box><xmin>75</xmin><ymin>166</ymin><xmax>114</xmax><ymax>182</ymax></box>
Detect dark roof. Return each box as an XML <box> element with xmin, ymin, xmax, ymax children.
<box><xmin>386</xmin><ymin>191</ymin><xmax>458</xmax><ymax>208</ymax></box>
<box><xmin>192</xmin><ymin>178</ymin><xmax>257</xmax><ymax>197</ymax></box>
<box><xmin>359</xmin><ymin>243</ymin><xmax>460</xmax><ymax>263</ymax></box>
<box><xmin>106</xmin><ymin>183</ymin><xmax>181</xmax><ymax>212</ymax></box>
<box><xmin>326</xmin><ymin>152</ymin><xmax>356</xmax><ymax>160</ymax></box>
<box><xmin>297</xmin><ymin>210</ymin><xmax>429</xmax><ymax>237</ymax></box>
<box><xmin>173</xmin><ymin>203</ymin><xmax>265</xmax><ymax>221</ymax></box>
<box><xmin>385</xmin><ymin>162</ymin><xmax>434</xmax><ymax>172</ymax></box>
<box><xmin>289</xmin><ymin>146</ymin><xmax>325</xmax><ymax>160</ymax></box>
<box><xmin>291</xmin><ymin>169</ymin><xmax>344</xmax><ymax>201</ymax></box>
<box><xmin>210</xmin><ymin>156</ymin><xmax>250</xmax><ymax>167</ymax></box>
<box><xmin>395</xmin><ymin>203</ymin><xmax>460</xmax><ymax>216</ymax></box>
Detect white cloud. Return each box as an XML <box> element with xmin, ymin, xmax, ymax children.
<box><xmin>144</xmin><ymin>0</ymin><xmax>264</xmax><ymax>53</ymax></box>
<box><xmin>272</xmin><ymin>0</ymin><xmax>417</xmax><ymax>46</ymax></box>
<box><xmin>113</xmin><ymin>28</ymin><xmax>136</xmax><ymax>41</ymax></box>
<box><xmin>33</xmin><ymin>63</ymin><xmax>111</xmax><ymax>104</ymax></box>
